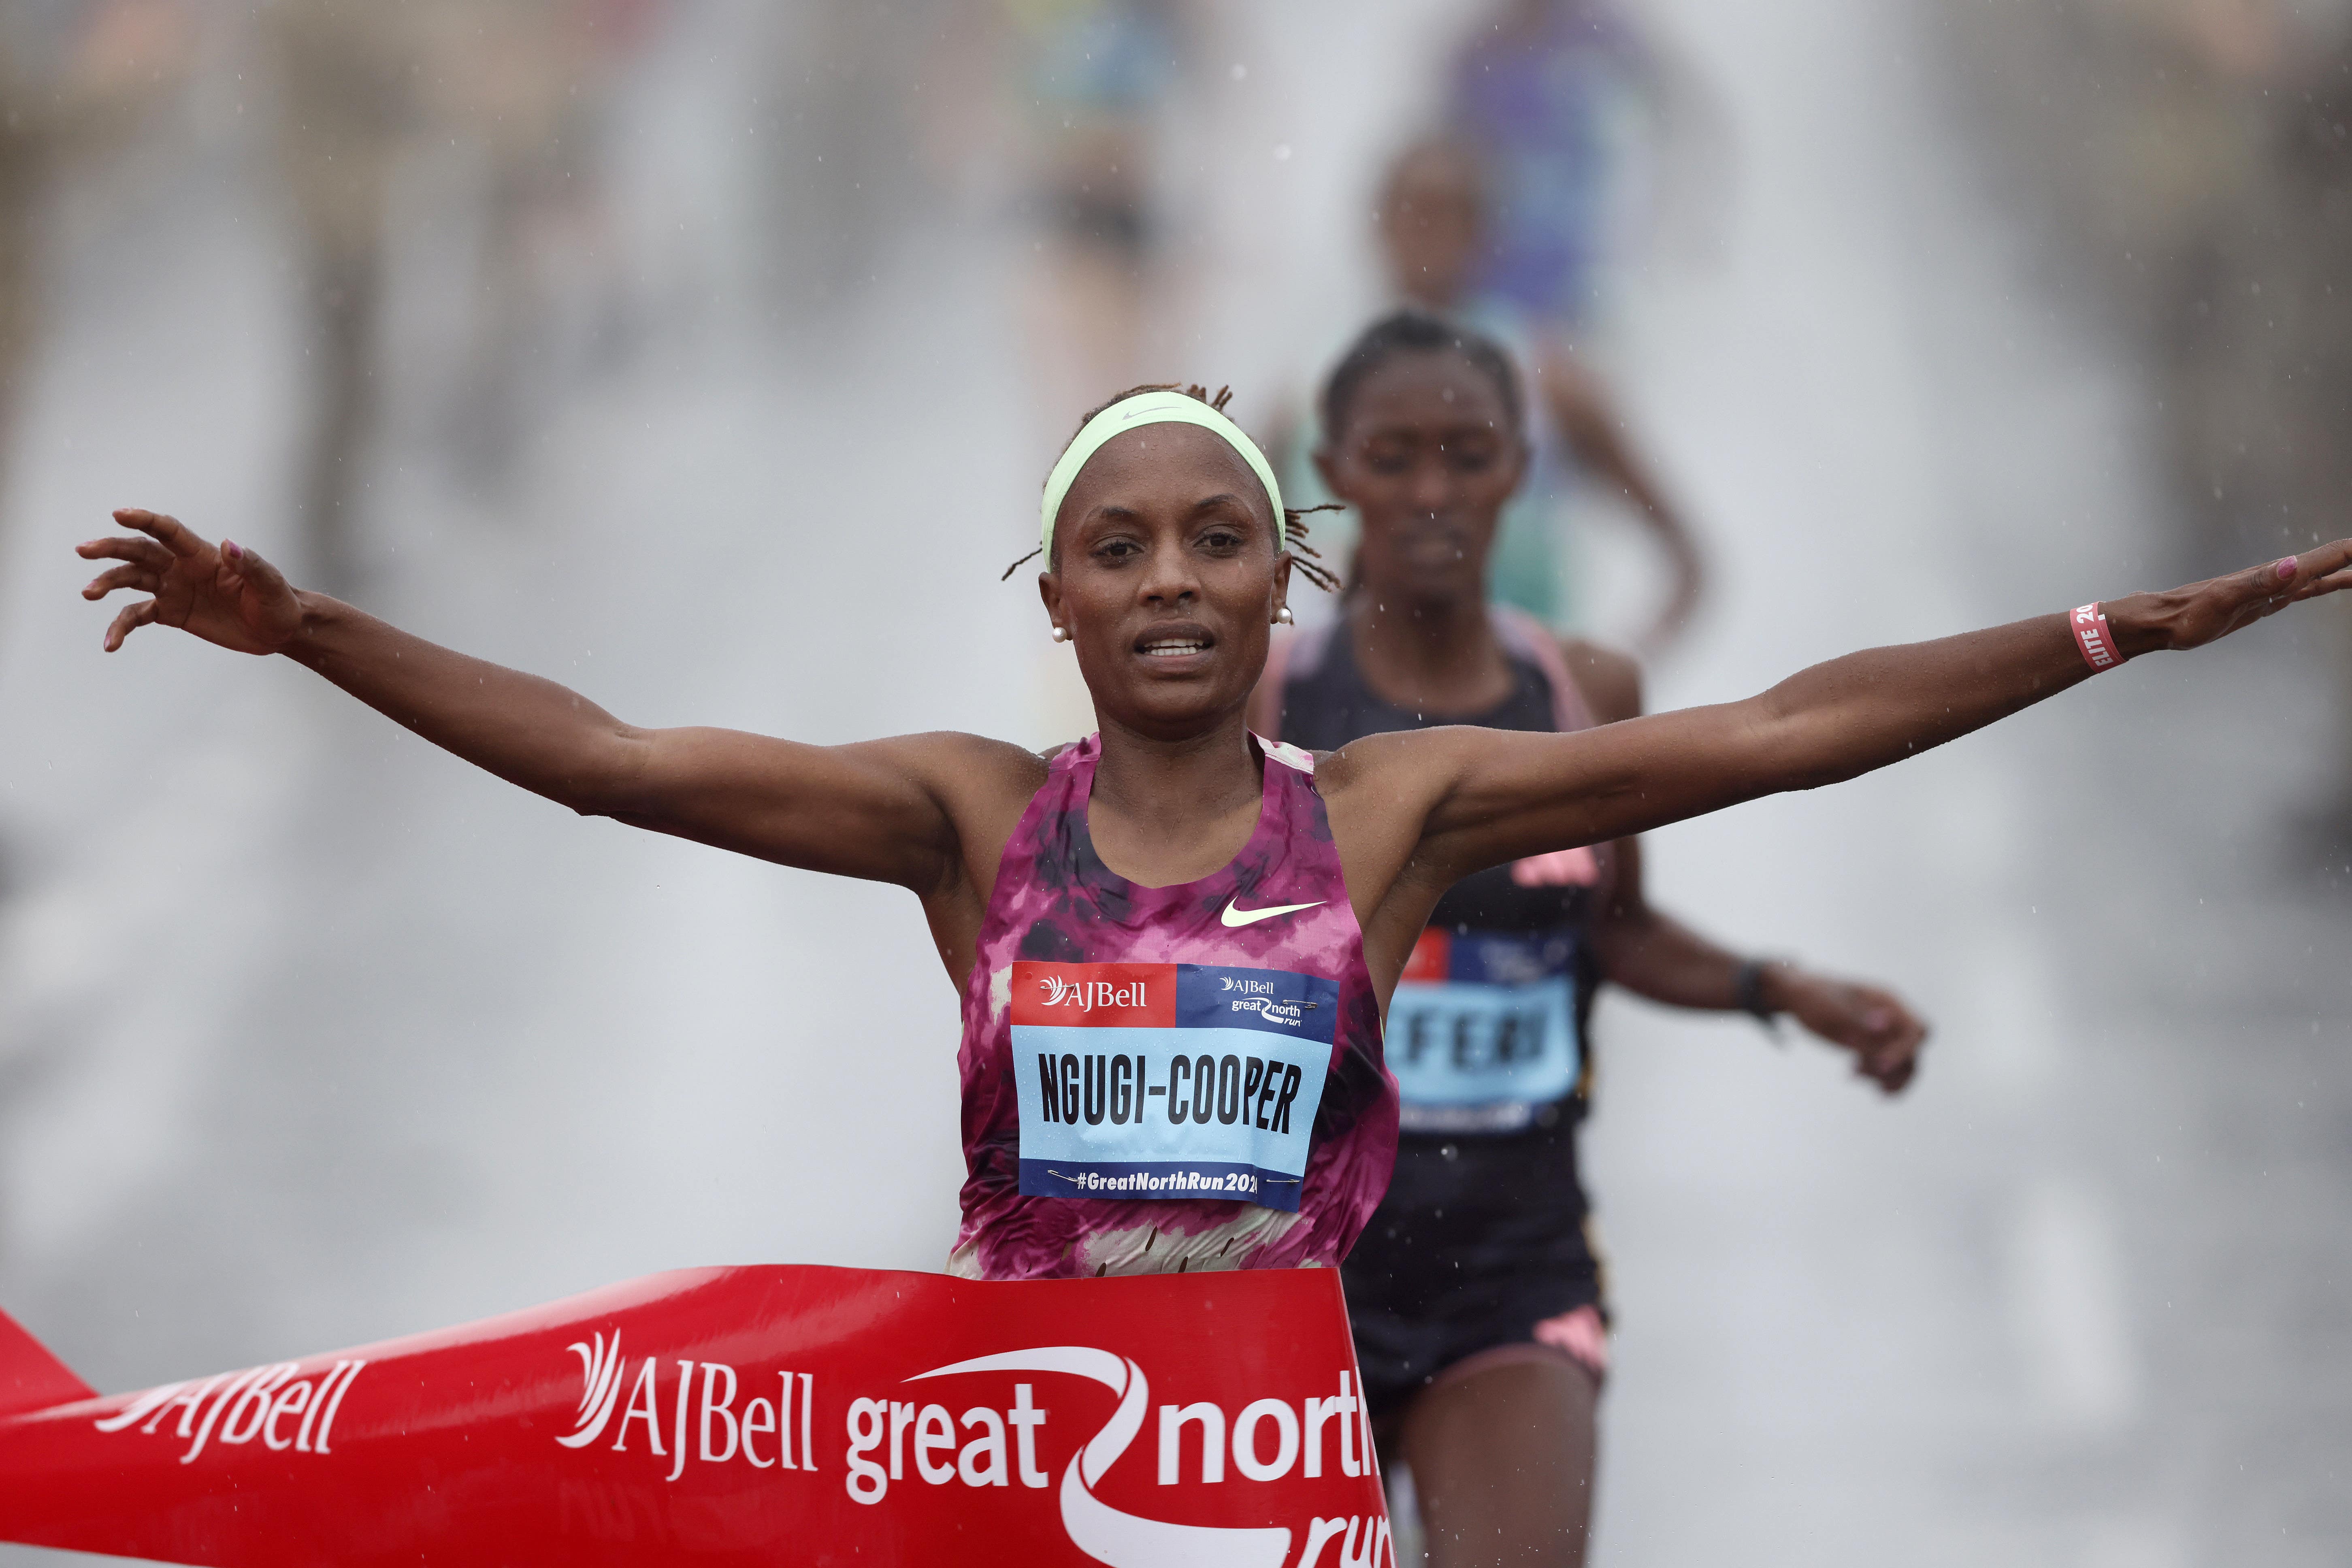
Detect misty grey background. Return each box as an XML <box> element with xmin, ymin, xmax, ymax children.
<box><xmin>1</xmin><ymin>2</ymin><xmax>2347</xmax><ymax>1564</ymax></box>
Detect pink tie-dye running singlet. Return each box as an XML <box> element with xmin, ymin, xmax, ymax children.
<box><xmin>946</xmin><ymin>734</ymin><xmax>1398</xmax><ymax>1281</ymax></box>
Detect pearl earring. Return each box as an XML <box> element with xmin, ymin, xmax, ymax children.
<box><xmin>1051</xmin><ymin>625</ymin><xmax>1070</xmax><ymax>643</ymax></box>
<box><xmin>1275</xmin><ymin>607</ymin><xmax>1295</xmax><ymax>626</ymax></box>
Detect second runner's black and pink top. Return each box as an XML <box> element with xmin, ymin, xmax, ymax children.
<box><xmin>948</xmin><ymin>734</ymin><xmax>1398</xmax><ymax>1281</ymax></box>
<box><xmin>1267</xmin><ymin>607</ymin><xmax>1612</xmax><ymax>1417</ymax></box>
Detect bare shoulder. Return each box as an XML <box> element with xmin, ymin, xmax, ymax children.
<box><xmin>1308</xmin><ymin>726</ymin><xmax>1451</xmax><ymax>800</ymax></box>
<box><xmin>1310</xmin><ymin>725</ymin><xmax>1498</xmax><ymax>838</ymax></box>
<box><xmin>1558</xmin><ymin>635</ymin><xmax>1644</xmax><ymax>724</ymax></box>
<box><xmin>858</xmin><ymin>730</ymin><xmax>1049</xmax><ymax>810</ymax></box>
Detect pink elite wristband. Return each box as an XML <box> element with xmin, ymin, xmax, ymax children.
<box><xmin>2070</xmin><ymin>603</ymin><xmax>2121</xmax><ymax>671</ymax></box>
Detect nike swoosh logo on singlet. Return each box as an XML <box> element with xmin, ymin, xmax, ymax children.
<box><xmin>1220</xmin><ymin>897</ymin><xmax>1325</xmax><ymax>928</ymax></box>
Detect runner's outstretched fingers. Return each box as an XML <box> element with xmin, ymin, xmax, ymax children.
<box><xmin>2131</xmin><ymin>542</ymin><xmax>2352</xmax><ymax>652</ymax></box>
<box><xmin>77</xmin><ymin>509</ymin><xmax>301</xmax><ymax>655</ymax></box>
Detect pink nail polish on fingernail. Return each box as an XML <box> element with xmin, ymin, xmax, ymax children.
<box><xmin>2277</xmin><ymin>556</ymin><xmax>2298</xmax><ymax>579</ymax></box>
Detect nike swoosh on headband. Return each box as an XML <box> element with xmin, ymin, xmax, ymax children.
<box><xmin>1220</xmin><ymin>897</ymin><xmax>1325</xmax><ymax>928</ymax></box>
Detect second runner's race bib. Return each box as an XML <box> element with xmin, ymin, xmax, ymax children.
<box><xmin>1387</xmin><ymin>928</ymin><xmax>1581</xmax><ymax>1135</ymax></box>
<box><xmin>1012</xmin><ymin>961</ymin><xmax>1338</xmax><ymax>1212</ymax></box>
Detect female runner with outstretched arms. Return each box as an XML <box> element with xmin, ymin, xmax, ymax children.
<box><xmin>1256</xmin><ymin>310</ymin><xmax>1928</xmax><ymax>1566</ymax></box>
<box><xmin>72</xmin><ymin>394</ymin><xmax>2351</xmax><ymax>1293</ymax></box>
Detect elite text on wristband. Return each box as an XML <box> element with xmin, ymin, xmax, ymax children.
<box><xmin>2070</xmin><ymin>603</ymin><xmax>2121</xmax><ymax>671</ymax></box>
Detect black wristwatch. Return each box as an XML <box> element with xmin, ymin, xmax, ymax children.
<box><xmin>1734</xmin><ymin>958</ymin><xmax>1785</xmax><ymax>1040</ymax></box>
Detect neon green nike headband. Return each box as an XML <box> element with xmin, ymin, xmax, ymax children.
<box><xmin>1039</xmin><ymin>391</ymin><xmax>1285</xmax><ymax>561</ymax></box>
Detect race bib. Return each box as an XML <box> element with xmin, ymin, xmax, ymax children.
<box><xmin>1388</xmin><ymin>928</ymin><xmax>1581</xmax><ymax>1135</ymax></box>
<box><xmin>1012</xmin><ymin>961</ymin><xmax>1338</xmax><ymax>1212</ymax></box>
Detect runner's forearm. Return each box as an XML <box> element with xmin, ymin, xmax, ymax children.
<box><xmin>281</xmin><ymin>592</ymin><xmax>642</xmax><ymax>812</ymax></box>
<box><xmin>1590</xmin><ymin>902</ymin><xmax>1754</xmax><ymax>1011</ymax></box>
<box><xmin>1585</xmin><ymin>834</ymin><xmax>1752</xmax><ymax>1010</ymax></box>
<box><xmin>1747</xmin><ymin>585</ymin><xmax>2235</xmax><ymax>796</ymax></box>
<box><xmin>1738</xmin><ymin>611</ymin><xmax>2093</xmax><ymax>797</ymax></box>
<box><xmin>1414</xmin><ymin>607</ymin><xmax>2118</xmax><ymax>882</ymax></box>
<box><xmin>277</xmin><ymin>592</ymin><xmax>979</xmax><ymax>887</ymax></box>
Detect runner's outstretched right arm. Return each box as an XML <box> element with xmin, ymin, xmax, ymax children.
<box><xmin>75</xmin><ymin>511</ymin><xmax>1008</xmax><ymax>892</ymax></box>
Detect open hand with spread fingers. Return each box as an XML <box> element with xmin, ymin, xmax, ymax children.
<box><xmin>2109</xmin><ymin>539</ymin><xmax>2352</xmax><ymax>654</ymax></box>
<box><xmin>77</xmin><ymin>509</ymin><xmax>303</xmax><ymax>656</ymax></box>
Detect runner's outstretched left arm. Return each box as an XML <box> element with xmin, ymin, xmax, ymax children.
<box><xmin>1390</xmin><ymin>541</ymin><xmax>2352</xmax><ymax>883</ymax></box>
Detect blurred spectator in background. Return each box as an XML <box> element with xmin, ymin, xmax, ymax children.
<box><xmin>1448</xmin><ymin>0</ymin><xmax>1662</xmax><ymax>329</ymax></box>
<box><xmin>1443</xmin><ymin>0</ymin><xmax>1721</xmax><ymax>643</ymax></box>
<box><xmin>264</xmin><ymin>0</ymin><xmax>659</xmax><ymax>592</ymax></box>
<box><xmin>0</xmin><ymin>0</ymin><xmax>187</xmax><ymax>890</ymax></box>
<box><xmin>1942</xmin><ymin>0</ymin><xmax>2352</xmax><ymax>832</ymax></box>
<box><xmin>1385</xmin><ymin>135</ymin><xmax>1702</xmax><ymax>646</ymax></box>
<box><xmin>755</xmin><ymin>0</ymin><xmax>947</xmax><ymax>322</ymax></box>
<box><xmin>1279</xmin><ymin>135</ymin><xmax>1704</xmax><ymax>651</ymax></box>
<box><xmin>1274</xmin><ymin>0</ymin><xmax>1714</xmax><ymax>649</ymax></box>
<box><xmin>999</xmin><ymin>0</ymin><xmax>1207</xmax><ymax>438</ymax></box>
<box><xmin>0</xmin><ymin>1</ymin><xmax>189</xmax><ymax>577</ymax></box>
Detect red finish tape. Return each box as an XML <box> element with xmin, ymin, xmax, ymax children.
<box><xmin>0</xmin><ymin>1265</ymin><xmax>1391</xmax><ymax>1567</ymax></box>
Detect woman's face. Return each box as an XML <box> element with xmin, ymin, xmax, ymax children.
<box><xmin>1316</xmin><ymin>351</ymin><xmax>1525</xmax><ymax>609</ymax></box>
<box><xmin>1039</xmin><ymin>422</ymin><xmax>1291</xmax><ymax>740</ymax></box>
<box><xmin>1378</xmin><ymin>150</ymin><xmax>1485</xmax><ymax>309</ymax></box>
